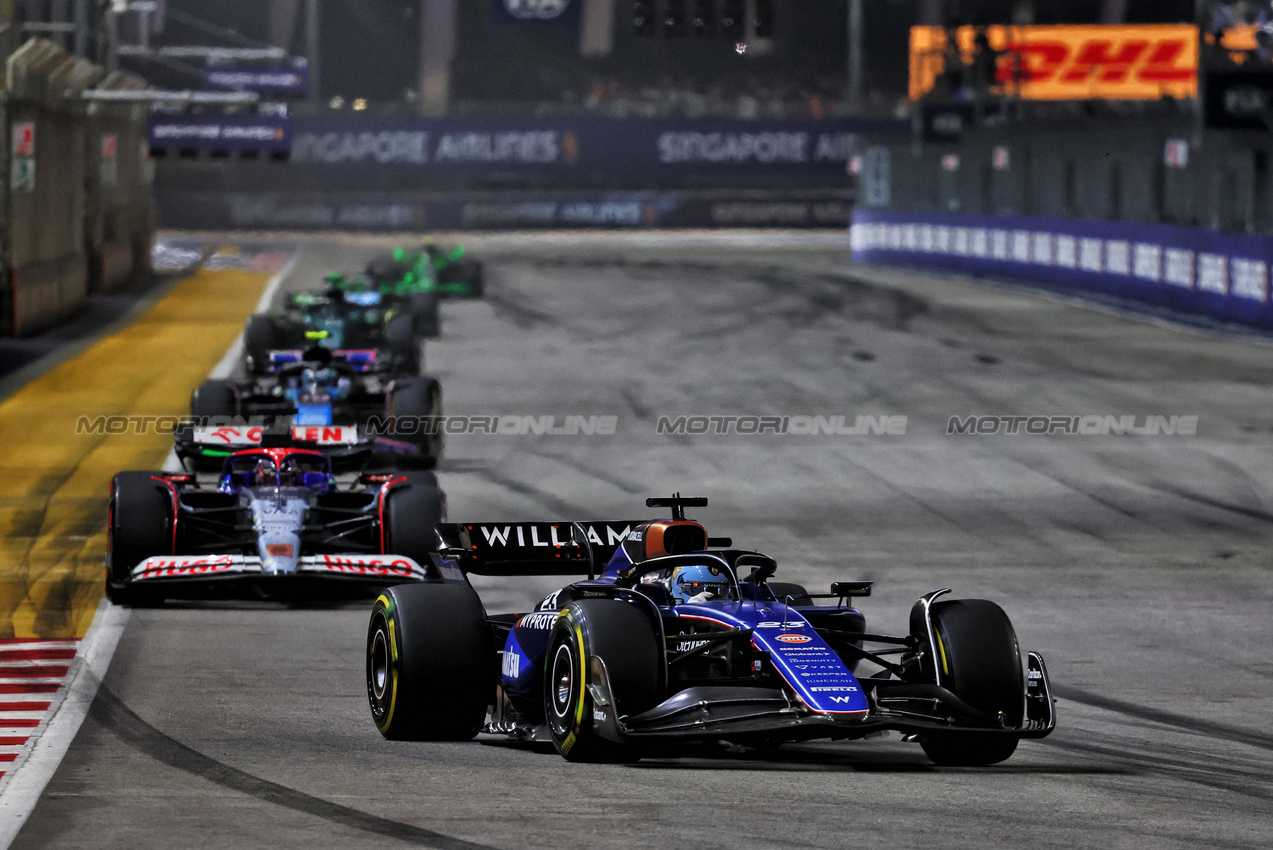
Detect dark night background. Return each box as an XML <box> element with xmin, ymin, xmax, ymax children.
<box><xmin>143</xmin><ymin>1</ymin><xmax>1203</xmax><ymax>111</ymax></box>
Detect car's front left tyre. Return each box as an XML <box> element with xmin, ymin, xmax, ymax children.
<box><xmin>544</xmin><ymin>597</ymin><xmax>664</xmax><ymax>762</ymax></box>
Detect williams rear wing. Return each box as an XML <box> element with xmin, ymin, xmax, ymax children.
<box><xmin>435</xmin><ymin>521</ymin><xmax>642</xmax><ymax>577</ymax></box>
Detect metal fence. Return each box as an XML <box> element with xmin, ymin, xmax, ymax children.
<box><xmin>860</xmin><ymin>105</ymin><xmax>1273</xmax><ymax>237</ymax></box>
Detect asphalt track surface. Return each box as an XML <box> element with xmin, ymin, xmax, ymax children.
<box><xmin>11</xmin><ymin>232</ymin><xmax>1273</xmax><ymax>848</ymax></box>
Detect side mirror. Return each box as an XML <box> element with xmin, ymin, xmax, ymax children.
<box><xmin>750</xmin><ymin>561</ymin><xmax>776</xmax><ymax>584</ymax></box>
<box><xmin>831</xmin><ymin>581</ymin><xmax>873</xmax><ymax>598</ymax></box>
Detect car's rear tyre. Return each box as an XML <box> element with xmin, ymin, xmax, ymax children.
<box><xmin>384</xmin><ymin>313</ymin><xmax>420</xmax><ymax>374</ymax></box>
<box><xmin>410</xmin><ymin>292</ymin><xmax>441</xmax><ymax>338</ymax></box>
<box><xmin>465</xmin><ymin>260</ymin><xmax>484</xmax><ymax>297</ymax></box>
<box><xmin>106</xmin><ymin>472</ymin><xmax>171</xmax><ymax>606</ymax></box>
<box><xmin>439</xmin><ymin>258</ymin><xmax>483</xmax><ymax>297</ymax></box>
<box><xmin>190</xmin><ymin>379</ymin><xmax>238</xmax><ymax>420</ymax></box>
<box><xmin>544</xmin><ymin>598</ymin><xmax>664</xmax><ymax>762</ymax></box>
<box><xmin>388</xmin><ymin>377</ymin><xmax>443</xmax><ymax>468</ymax></box>
<box><xmin>244</xmin><ymin>315</ymin><xmax>276</xmax><ymax>373</ymax></box>
<box><xmin>367</xmin><ymin>583</ymin><xmax>491</xmax><ymax>740</ymax></box>
<box><xmin>382</xmin><ymin>472</ymin><xmax>444</xmax><ymax>563</ymax></box>
<box><xmin>920</xmin><ymin>599</ymin><xmax>1024</xmax><ymax>766</ymax></box>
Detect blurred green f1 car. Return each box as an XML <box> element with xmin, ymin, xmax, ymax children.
<box><xmin>364</xmin><ymin>240</ymin><xmax>484</xmax><ymax>299</ymax></box>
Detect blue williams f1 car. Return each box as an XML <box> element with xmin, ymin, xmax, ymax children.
<box><xmin>365</xmin><ymin>496</ymin><xmax>1055</xmax><ymax>764</ymax></box>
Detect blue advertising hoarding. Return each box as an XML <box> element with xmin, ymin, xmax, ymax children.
<box><xmin>851</xmin><ymin>208</ymin><xmax>1273</xmax><ymax>329</ymax></box>
<box><xmin>149</xmin><ymin>114</ymin><xmax>293</xmax><ymax>152</ymax></box>
<box><xmin>203</xmin><ymin>67</ymin><xmax>309</xmax><ymax>96</ymax></box>
<box><xmin>282</xmin><ymin>114</ymin><xmax>903</xmax><ymax>178</ymax></box>
<box><xmin>153</xmin><ymin>188</ymin><xmax>853</xmax><ymax>231</ymax></box>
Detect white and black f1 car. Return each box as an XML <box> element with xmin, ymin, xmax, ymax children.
<box><xmin>106</xmin><ymin>444</ymin><xmax>445</xmax><ymax>605</ymax></box>
<box><xmin>183</xmin><ymin>346</ymin><xmax>443</xmax><ymax>472</ymax></box>
<box><xmin>365</xmin><ymin>496</ymin><xmax>1055</xmax><ymax>764</ymax></box>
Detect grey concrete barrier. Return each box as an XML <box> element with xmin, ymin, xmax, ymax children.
<box><xmin>1</xmin><ymin>39</ymin><xmax>153</xmax><ymax>336</ymax></box>
<box><xmin>153</xmin><ymin>188</ymin><xmax>854</xmax><ymax>232</ymax></box>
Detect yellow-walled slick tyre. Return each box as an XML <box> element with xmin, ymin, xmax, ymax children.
<box><xmin>920</xmin><ymin>599</ymin><xmax>1025</xmax><ymax>766</ymax></box>
<box><xmin>367</xmin><ymin>583</ymin><xmax>491</xmax><ymax>741</ymax></box>
<box><xmin>544</xmin><ymin>598</ymin><xmax>663</xmax><ymax>762</ymax></box>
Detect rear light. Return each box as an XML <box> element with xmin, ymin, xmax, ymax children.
<box><xmin>162</xmin><ymin>474</ymin><xmax>192</xmax><ymax>483</ymax></box>
<box><xmin>364</xmin><ymin>474</ymin><xmax>395</xmax><ymax>483</ymax></box>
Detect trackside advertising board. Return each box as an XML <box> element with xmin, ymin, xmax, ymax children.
<box><xmin>203</xmin><ymin>67</ymin><xmax>309</xmax><ymax>95</ymax></box>
<box><xmin>909</xmin><ymin>24</ymin><xmax>1198</xmax><ymax>101</ymax></box>
<box><xmin>274</xmin><ymin>115</ymin><xmax>902</xmax><ymax>179</ymax></box>
<box><xmin>149</xmin><ymin>114</ymin><xmax>293</xmax><ymax>151</ymax></box>
<box><xmin>154</xmin><ymin>188</ymin><xmax>854</xmax><ymax>231</ymax></box>
<box><xmin>851</xmin><ymin>209</ymin><xmax>1273</xmax><ymax>328</ymax></box>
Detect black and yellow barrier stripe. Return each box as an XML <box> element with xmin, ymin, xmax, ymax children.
<box><xmin>0</xmin><ymin>268</ymin><xmax>274</xmax><ymax>639</ymax></box>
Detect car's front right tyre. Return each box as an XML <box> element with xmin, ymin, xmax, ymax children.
<box><xmin>544</xmin><ymin>598</ymin><xmax>663</xmax><ymax>762</ymax></box>
<box><xmin>367</xmin><ymin>583</ymin><xmax>491</xmax><ymax>741</ymax></box>
<box><xmin>920</xmin><ymin>598</ymin><xmax>1024</xmax><ymax>766</ymax></box>
<box><xmin>105</xmin><ymin>471</ymin><xmax>171</xmax><ymax>606</ymax></box>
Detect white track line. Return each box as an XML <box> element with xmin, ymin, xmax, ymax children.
<box><xmin>0</xmin><ymin>249</ymin><xmax>300</xmax><ymax>847</ymax></box>
<box><xmin>0</xmin><ymin>601</ymin><xmax>127</xmax><ymax>847</ymax></box>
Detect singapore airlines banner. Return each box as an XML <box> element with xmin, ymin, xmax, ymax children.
<box><xmin>281</xmin><ymin>115</ymin><xmax>902</xmax><ymax>178</ymax></box>
<box><xmin>152</xmin><ymin>115</ymin><xmax>904</xmax><ymax>230</ymax></box>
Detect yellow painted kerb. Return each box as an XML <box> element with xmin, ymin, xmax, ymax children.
<box><xmin>0</xmin><ymin>268</ymin><xmax>272</xmax><ymax>639</ymax></box>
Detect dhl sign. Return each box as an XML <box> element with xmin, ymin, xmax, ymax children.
<box><xmin>910</xmin><ymin>24</ymin><xmax>1199</xmax><ymax>102</ymax></box>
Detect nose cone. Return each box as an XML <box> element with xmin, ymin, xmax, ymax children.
<box><xmin>259</xmin><ymin>535</ymin><xmax>300</xmax><ymax>573</ymax></box>
<box><xmin>252</xmin><ymin>498</ymin><xmax>306</xmax><ymax>574</ymax></box>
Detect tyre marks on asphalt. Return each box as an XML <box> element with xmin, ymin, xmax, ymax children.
<box><xmin>1045</xmin><ymin>685</ymin><xmax>1273</xmax><ymax>811</ymax></box>
<box><xmin>1054</xmin><ymin>684</ymin><xmax>1273</xmax><ymax>752</ymax></box>
<box><xmin>0</xmin><ymin>638</ymin><xmax>78</xmax><ymax>783</ymax></box>
<box><xmin>1046</xmin><ymin>735</ymin><xmax>1273</xmax><ymax>807</ymax></box>
<box><xmin>89</xmin><ymin>686</ymin><xmax>496</xmax><ymax>850</ymax></box>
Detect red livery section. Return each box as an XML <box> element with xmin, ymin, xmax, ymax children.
<box><xmin>134</xmin><ymin>555</ymin><xmax>244</xmax><ymax>579</ymax></box>
<box><xmin>312</xmin><ymin>555</ymin><xmax>421</xmax><ymax>577</ymax></box>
